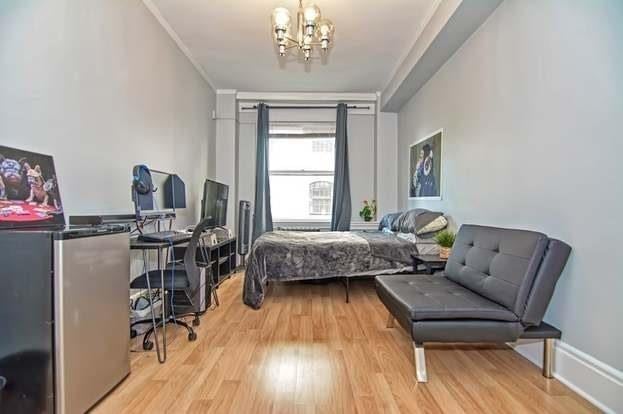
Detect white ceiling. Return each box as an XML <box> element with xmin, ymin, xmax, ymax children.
<box><xmin>149</xmin><ymin>0</ymin><xmax>439</xmax><ymax>92</ymax></box>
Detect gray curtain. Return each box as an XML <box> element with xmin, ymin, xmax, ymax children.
<box><xmin>252</xmin><ymin>103</ymin><xmax>273</xmax><ymax>242</ymax></box>
<box><xmin>330</xmin><ymin>103</ymin><xmax>352</xmax><ymax>231</ymax></box>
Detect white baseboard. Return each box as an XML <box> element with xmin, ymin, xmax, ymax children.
<box><xmin>510</xmin><ymin>339</ymin><xmax>622</xmax><ymax>413</ymax></box>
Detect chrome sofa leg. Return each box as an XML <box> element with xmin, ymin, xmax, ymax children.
<box><xmin>386</xmin><ymin>313</ymin><xmax>395</xmax><ymax>328</ymax></box>
<box><xmin>543</xmin><ymin>338</ymin><xmax>554</xmax><ymax>378</ymax></box>
<box><xmin>413</xmin><ymin>342</ymin><xmax>428</xmax><ymax>383</ymax></box>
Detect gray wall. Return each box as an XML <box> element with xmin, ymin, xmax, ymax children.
<box><xmin>398</xmin><ymin>0</ymin><xmax>622</xmax><ymax>369</ymax></box>
<box><xmin>377</xmin><ymin>112</ymin><xmax>399</xmax><ymax>218</ymax></box>
<box><xmin>0</xmin><ymin>0</ymin><xmax>216</xmax><ymax>226</ymax></box>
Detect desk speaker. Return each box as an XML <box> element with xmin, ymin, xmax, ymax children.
<box><xmin>163</xmin><ymin>174</ymin><xmax>186</xmax><ymax>209</ymax></box>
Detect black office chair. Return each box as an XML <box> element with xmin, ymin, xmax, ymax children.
<box><xmin>130</xmin><ymin>217</ymin><xmax>215</xmax><ymax>353</ymax></box>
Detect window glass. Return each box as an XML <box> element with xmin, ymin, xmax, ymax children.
<box><xmin>269</xmin><ymin>123</ymin><xmax>335</xmax><ymax>221</ymax></box>
<box><xmin>309</xmin><ymin>181</ymin><xmax>333</xmax><ymax>215</ymax></box>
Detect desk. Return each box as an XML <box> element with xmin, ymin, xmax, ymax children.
<box><xmin>130</xmin><ymin>235</ymin><xmax>191</xmax><ymax>363</ymax></box>
<box><xmin>130</xmin><ymin>235</ymin><xmax>192</xmax><ymax>250</ymax></box>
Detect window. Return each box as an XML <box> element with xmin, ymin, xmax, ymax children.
<box><xmin>309</xmin><ymin>181</ymin><xmax>333</xmax><ymax>215</ymax></box>
<box><xmin>312</xmin><ymin>139</ymin><xmax>334</xmax><ymax>153</ymax></box>
<box><xmin>269</xmin><ymin>123</ymin><xmax>335</xmax><ymax>221</ymax></box>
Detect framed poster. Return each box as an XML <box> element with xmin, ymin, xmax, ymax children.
<box><xmin>0</xmin><ymin>145</ymin><xmax>65</xmax><ymax>228</ymax></box>
<box><xmin>409</xmin><ymin>129</ymin><xmax>442</xmax><ymax>200</ymax></box>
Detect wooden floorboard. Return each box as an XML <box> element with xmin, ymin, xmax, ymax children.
<box><xmin>93</xmin><ymin>272</ymin><xmax>598</xmax><ymax>414</ymax></box>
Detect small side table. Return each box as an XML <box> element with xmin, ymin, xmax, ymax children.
<box><xmin>412</xmin><ymin>254</ymin><xmax>448</xmax><ymax>275</ymax></box>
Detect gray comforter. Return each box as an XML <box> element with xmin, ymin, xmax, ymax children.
<box><xmin>243</xmin><ymin>231</ymin><xmax>417</xmax><ymax>309</ymax></box>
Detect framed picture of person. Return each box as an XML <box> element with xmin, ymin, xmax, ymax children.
<box><xmin>409</xmin><ymin>129</ymin><xmax>442</xmax><ymax>200</ymax></box>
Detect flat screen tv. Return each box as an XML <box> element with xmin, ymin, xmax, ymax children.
<box><xmin>0</xmin><ymin>145</ymin><xmax>65</xmax><ymax>229</ymax></box>
<box><xmin>201</xmin><ymin>179</ymin><xmax>228</xmax><ymax>228</ymax></box>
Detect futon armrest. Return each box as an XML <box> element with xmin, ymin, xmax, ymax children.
<box><xmin>520</xmin><ymin>321</ymin><xmax>561</xmax><ymax>339</ymax></box>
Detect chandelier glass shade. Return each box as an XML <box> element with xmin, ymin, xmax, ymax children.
<box><xmin>271</xmin><ymin>1</ymin><xmax>334</xmax><ymax>61</ymax></box>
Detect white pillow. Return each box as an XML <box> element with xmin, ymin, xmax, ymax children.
<box><xmin>396</xmin><ymin>232</ymin><xmax>416</xmax><ymax>243</ymax></box>
<box><xmin>415</xmin><ymin>239</ymin><xmax>440</xmax><ymax>255</ymax></box>
<box><xmin>416</xmin><ymin>216</ymin><xmax>448</xmax><ymax>235</ymax></box>
<box><xmin>397</xmin><ymin>231</ymin><xmax>440</xmax><ymax>255</ymax></box>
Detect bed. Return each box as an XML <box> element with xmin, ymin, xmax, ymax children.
<box><xmin>242</xmin><ymin>209</ymin><xmax>447</xmax><ymax>309</ymax></box>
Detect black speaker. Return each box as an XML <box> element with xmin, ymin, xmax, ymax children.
<box><xmin>237</xmin><ymin>200</ymin><xmax>251</xmax><ymax>261</ymax></box>
<box><xmin>163</xmin><ymin>174</ymin><xmax>186</xmax><ymax>209</ymax></box>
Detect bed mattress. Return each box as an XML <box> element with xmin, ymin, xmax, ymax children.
<box><xmin>243</xmin><ymin>231</ymin><xmax>417</xmax><ymax>309</ymax></box>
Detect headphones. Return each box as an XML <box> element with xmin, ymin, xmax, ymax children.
<box><xmin>132</xmin><ymin>164</ymin><xmax>153</xmax><ymax>195</ymax></box>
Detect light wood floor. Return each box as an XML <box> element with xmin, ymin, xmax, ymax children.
<box><xmin>93</xmin><ymin>272</ymin><xmax>598</xmax><ymax>414</ymax></box>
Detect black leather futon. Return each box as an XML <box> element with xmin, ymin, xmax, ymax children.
<box><xmin>376</xmin><ymin>224</ymin><xmax>571</xmax><ymax>382</ymax></box>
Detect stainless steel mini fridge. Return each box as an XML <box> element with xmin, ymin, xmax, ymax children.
<box><xmin>0</xmin><ymin>225</ymin><xmax>131</xmax><ymax>414</ymax></box>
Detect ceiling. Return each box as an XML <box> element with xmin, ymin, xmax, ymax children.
<box><xmin>149</xmin><ymin>0</ymin><xmax>439</xmax><ymax>92</ymax></box>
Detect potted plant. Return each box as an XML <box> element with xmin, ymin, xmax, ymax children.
<box><xmin>435</xmin><ymin>230</ymin><xmax>456</xmax><ymax>259</ymax></box>
<box><xmin>359</xmin><ymin>199</ymin><xmax>376</xmax><ymax>222</ymax></box>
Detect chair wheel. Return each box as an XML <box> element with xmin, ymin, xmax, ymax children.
<box><xmin>188</xmin><ymin>332</ymin><xmax>197</xmax><ymax>341</ymax></box>
<box><xmin>192</xmin><ymin>318</ymin><xmax>200</xmax><ymax>327</ymax></box>
<box><xmin>130</xmin><ymin>329</ymin><xmax>138</xmax><ymax>338</ymax></box>
<box><xmin>143</xmin><ymin>341</ymin><xmax>154</xmax><ymax>351</ymax></box>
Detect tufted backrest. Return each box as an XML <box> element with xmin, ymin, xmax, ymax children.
<box><xmin>445</xmin><ymin>225</ymin><xmax>549</xmax><ymax>316</ymax></box>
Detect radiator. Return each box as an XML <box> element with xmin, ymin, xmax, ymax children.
<box><xmin>275</xmin><ymin>226</ymin><xmax>322</xmax><ymax>232</ymax></box>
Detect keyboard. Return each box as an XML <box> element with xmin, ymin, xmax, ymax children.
<box><xmin>138</xmin><ymin>231</ymin><xmax>191</xmax><ymax>244</ymax></box>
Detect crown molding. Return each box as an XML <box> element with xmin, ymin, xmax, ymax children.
<box><xmin>236</xmin><ymin>91</ymin><xmax>378</xmax><ymax>102</ymax></box>
<box><xmin>381</xmin><ymin>0</ymin><xmax>503</xmax><ymax>112</ymax></box>
<box><xmin>142</xmin><ymin>0</ymin><xmax>217</xmax><ymax>91</ymax></box>
<box><xmin>381</xmin><ymin>0</ymin><xmax>443</xmax><ymax>96</ymax></box>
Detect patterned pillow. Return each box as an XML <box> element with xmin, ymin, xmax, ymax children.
<box><xmin>414</xmin><ymin>236</ymin><xmax>440</xmax><ymax>255</ymax></box>
<box><xmin>397</xmin><ymin>232</ymin><xmax>440</xmax><ymax>255</ymax></box>
<box><xmin>396</xmin><ymin>209</ymin><xmax>443</xmax><ymax>233</ymax></box>
<box><xmin>416</xmin><ymin>215</ymin><xmax>448</xmax><ymax>235</ymax></box>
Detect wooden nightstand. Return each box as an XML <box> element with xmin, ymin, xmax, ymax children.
<box><xmin>412</xmin><ymin>254</ymin><xmax>448</xmax><ymax>275</ymax></box>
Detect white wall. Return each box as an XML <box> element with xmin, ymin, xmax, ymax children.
<box><xmin>0</xmin><ymin>0</ymin><xmax>216</xmax><ymax>227</ymax></box>
<box><xmin>214</xmin><ymin>92</ymin><xmax>237</xmax><ymax>228</ymax></box>
<box><xmin>377</xmin><ymin>112</ymin><xmax>399</xmax><ymax>217</ymax></box>
<box><xmin>398</xmin><ymin>0</ymin><xmax>622</xmax><ymax>374</ymax></box>
<box><xmin>348</xmin><ymin>114</ymin><xmax>377</xmax><ymax>218</ymax></box>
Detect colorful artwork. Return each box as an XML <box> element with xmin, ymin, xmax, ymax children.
<box><xmin>0</xmin><ymin>145</ymin><xmax>64</xmax><ymax>227</ymax></box>
<box><xmin>409</xmin><ymin>130</ymin><xmax>442</xmax><ymax>199</ymax></box>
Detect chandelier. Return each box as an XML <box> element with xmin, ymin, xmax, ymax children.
<box><xmin>271</xmin><ymin>1</ymin><xmax>335</xmax><ymax>61</ymax></box>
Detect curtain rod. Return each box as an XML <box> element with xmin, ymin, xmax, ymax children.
<box><xmin>240</xmin><ymin>104</ymin><xmax>370</xmax><ymax>110</ymax></box>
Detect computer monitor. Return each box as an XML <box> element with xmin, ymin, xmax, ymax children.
<box><xmin>132</xmin><ymin>167</ymin><xmax>185</xmax><ymax>220</ymax></box>
<box><xmin>0</xmin><ymin>145</ymin><xmax>65</xmax><ymax>229</ymax></box>
<box><xmin>201</xmin><ymin>179</ymin><xmax>228</xmax><ymax>228</ymax></box>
